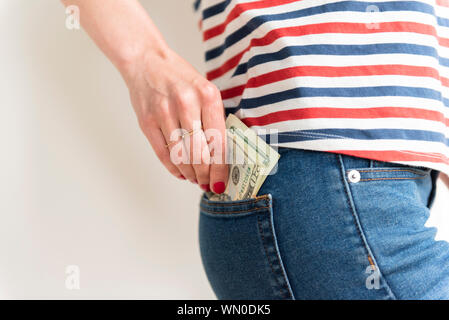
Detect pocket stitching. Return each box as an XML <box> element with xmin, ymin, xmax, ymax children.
<box><xmin>346</xmin><ymin>168</ymin><xmax>430</xmax><ymax>182</ymax></box>
<box><xmin>200</xmin><ymin>205</ymin><xmax>270</xmax><ymax>215</ymax></box>
<box><xmin>357</xmin><ymin>169</ymin><xmax>429</xmax><ymax>175</ymax></box>
<box><xmin>202</xmin><ymin>194</ymin><xmax>270</xmax><ymax>207</ymax></box>
<box><xmin>256</xmin><ymin>214</ymin><xmax>293</xmax><ymax>299</ymax></box>
<box><xmin>359</xmin><ymin>176</ymin><xmax>428</xmax><ymax>182</ymax></box>
<box><xmin>339</xmin><ymin>155</ymin><xmax>397</xmax><ymax>299</ymax></box>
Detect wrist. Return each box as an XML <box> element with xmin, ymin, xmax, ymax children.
<box><xmin>116</xmin><ymin>38</ymin><xmax>171</xmax><ymax>84</ymax></box>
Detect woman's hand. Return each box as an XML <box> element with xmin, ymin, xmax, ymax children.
<box><xmin>439</xmin><ymin>172</ymin><xmax>449</xmax><ymax>189</ymax></box>
<box><xmin>122</xmin><ymin>48</ymin><xmax>228</xmax><ymax>192</ymax></box>
<box><xmin>60</xmin><ymin>0</ymin><xmax>228</xmax><ymax>193</ymax></box>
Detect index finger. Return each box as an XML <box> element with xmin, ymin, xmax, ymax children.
<box><xmin>201</xmin><ymin>85</ymin><xmax>228</xmax><ymax>194</ymax></box>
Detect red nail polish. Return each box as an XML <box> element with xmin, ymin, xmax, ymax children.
<box><xmin>179</xmin><ymin>175</ymin><xmax>186</xmax><ymax>180</ymax></box>
<box><xmin>213</xmin><ymin>182</ymin><xmax>226</xmax><ymax>194</ymax></box>
<box><xmin>200</xmin><ymin>184</ymin><xmax>210</xmax><ymax>192</ymax></box>
<box><xmin>193</xmin><ymin>179</ymin><xmax>198</xmax><ymax>184</ymax></box>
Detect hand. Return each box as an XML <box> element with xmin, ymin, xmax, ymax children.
<box><xmin>439</xmin><ymin>172</ymin><xmax>449</xmax><ymax>189</ymax></box>
<box><xmin>121</xmin><ymin>48</ymin><xmax>228</xmax><ymax>193</ymax></box>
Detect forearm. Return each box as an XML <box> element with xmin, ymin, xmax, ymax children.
<box><xmin>61</xmin><ymin>0</ymin><xmax>228</xmax><ymax>189</ymax></box>
<box><xmin>61</xmin><ymin>0</ymin><xmax>169</xmax><ymax>76</ymax></box>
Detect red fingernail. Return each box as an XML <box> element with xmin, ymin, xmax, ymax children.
<box><xmin>200</xmin><ymin>184</ymin><xmax>210</xmax><ymax>192</ymax></box>
<box><xmin>179</xmin><ymin>175</ymin><xmax>186</xmax><ymax>180</ymax></box>
<box><xmin>213</xmin><ymin>182</ymin><xmax>225</xmax><ymax>194</ymax></box>
<box><xmin>193</xmin><ymin>179</ymin><xmax>198</xmax><ymax>184</ymax></box>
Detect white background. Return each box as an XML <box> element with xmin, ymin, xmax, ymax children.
<box><xmin>0</xmin><ymin>0</ymin><xmax>448</xmax><ymax>299</ymax></box>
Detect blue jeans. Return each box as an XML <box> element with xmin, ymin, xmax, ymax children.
<box><xmin>199</xmin><ymin>147</ymin><xmax>449</xmax><ymax>299</ymax></box>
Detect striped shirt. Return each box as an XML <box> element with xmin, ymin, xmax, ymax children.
<box><xmin>194</xmin><ymin>0</ymin><xmax>449</xmax><ymax>175</ymax></box>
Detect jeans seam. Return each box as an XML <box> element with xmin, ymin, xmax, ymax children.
<box><xmin>338</xmin><ymin>154</ymin><xmax>397</xmax><ymax>300</ymax></box>
<box><xmin>359</xmin><ymin>176</ymin><xmax>428</xmax><ymax>182</ymax></box>
<box><xmin>200</xmin><ymin>206</ymin><xmax>270</xmax><ymax>215</ymax></box>
<box><xmin>256</xmin><ymin>214</ymin><xmax>294</xmax><ymax>300</ymax></box>
<box><xmin>202</xmin><ymin>194</ymin><xmax>270</xmax><ymax>207</ymax></box>
<box><xmin>357</xmin><ymin>169</ymin><xmax>428</xmax><ymax>175</ymax></box>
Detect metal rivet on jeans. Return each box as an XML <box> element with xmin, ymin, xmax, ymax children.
<box><xmin>348</xmin><ymin>170</ymin><xmax>361</xmax><ymax>183</ymax></box>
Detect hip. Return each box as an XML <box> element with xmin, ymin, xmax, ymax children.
<box><xmin>199</xmin><ymin>147</ymin><xmax>449</xmax><ymax>299</ymax></box>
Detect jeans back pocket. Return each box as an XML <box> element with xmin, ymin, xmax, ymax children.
<box><xmin>199</xmin><ymin>194</ymin><xmax>294</xmax><ymax>300</ymax></box>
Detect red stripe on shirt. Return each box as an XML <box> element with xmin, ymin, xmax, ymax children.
<box><xmin>220</xmin><ymin>65</ymin><xmax>449</xmax><ymax>100</ymax></box>
<box><xmin>207</xmin><ymin>21</ymin><xmax>448</xmax><ymax>81</ymax></box>
<box><xmin>241</xmin><ymin>107</ymin><xmax>449</xmax><ymax>127</ymax></box>
<box><xmin>246</xmin><ymin>65</ymin><xmax>444</xmax><ymax>88</ymax></box>
<box><xmin>331</xmin><ymin>149</ymin><xmax>449</xmax><ymax>164</ymax></box>
<box><xmin>221</xmin><ymin>65</ymin><xmax>449</xmax><ymax>100</ymax></box>
<box><xmin>203</xmin><ymin>0</ymin><xmax>301</xmax><ymax>40</ymax></box>
<box><xmin>436</xmin><ymin>0</ymin><xmax>449</xmax><ymax>8</ymax></box>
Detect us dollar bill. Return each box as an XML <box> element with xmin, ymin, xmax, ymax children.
<box><xmin>207</xmin><ymin>114</ymin><xmax>280</xmax><ymax>201</ymax></box>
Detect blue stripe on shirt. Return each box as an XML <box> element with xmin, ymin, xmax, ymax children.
<box><xmin>260</xmin><ymin>128</ymin><xmax>448</xmax><ymax>144</ymax></box>
<box><xmin>205</xmin><ymin>1</ymin><xmax>437</xmax><ymax>61</ymax></box>
<box><xmin>233</xmin><ymin>43</ymin><xmax>449</xmax><ymax>77</ymax></box>
<box><xmin>236</xmin><ymin>86</ymin><xmax>448</xmax><ymax>110</ymax></box>
<box><xmin>202</xmin><ymin>0</ymin><xmax>231</xmax><ymax>20</ymax></box>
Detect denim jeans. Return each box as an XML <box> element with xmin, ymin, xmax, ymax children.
<box><xmin>199</xmin><ymin>147</ymin><xmax>449</xmax><ymax>299</ymax></box>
